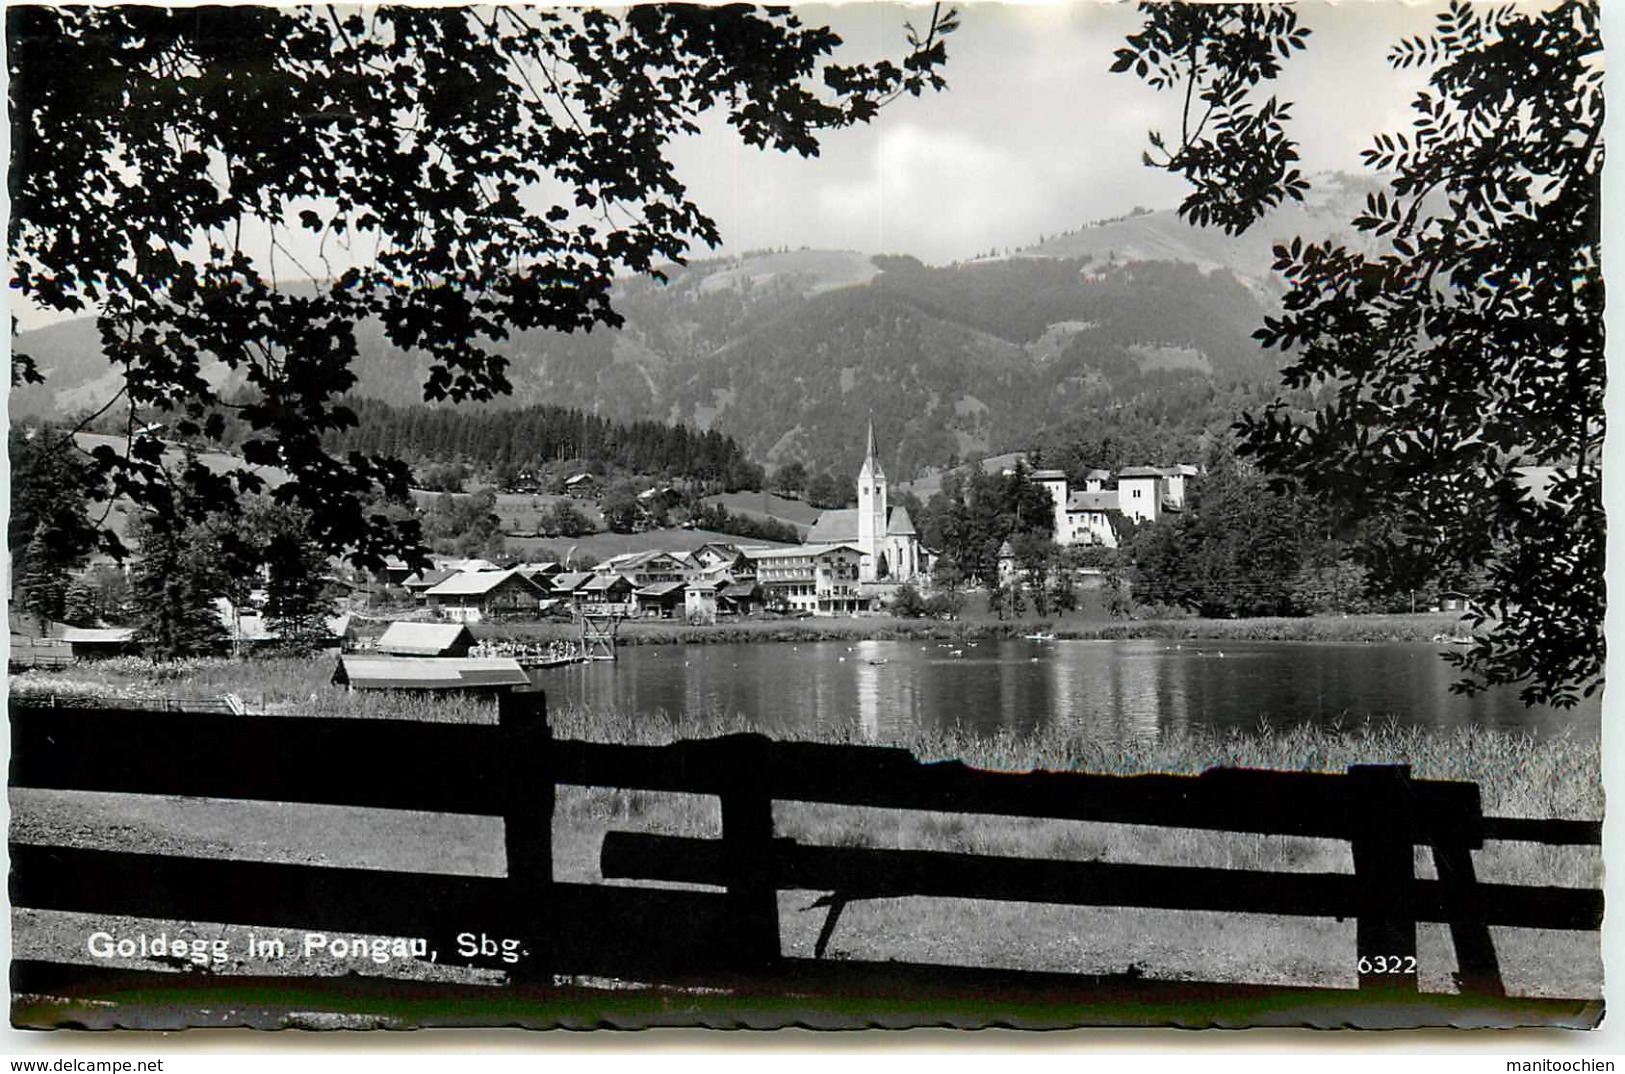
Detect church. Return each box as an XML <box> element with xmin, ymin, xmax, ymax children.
<box><xmin>805</xmin><ymin>423</ymin><xmax>922</xmax><ymax>583</ymax></box>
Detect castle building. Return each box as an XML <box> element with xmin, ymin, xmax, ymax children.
<box><xmin>1007</xmin><ymin>461</ymin><xmax>1202</xmax><ymax>549</ymax></box>
<box><xmin>805</xmin><ymin>422</ymin><xmax>921</xmax><ymax>583</ymax></box>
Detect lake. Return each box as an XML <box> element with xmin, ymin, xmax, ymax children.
<box><xmin>541</xmin><ymin>638</ymin><xmax>1600</xmax><ymax>742</ymax></box>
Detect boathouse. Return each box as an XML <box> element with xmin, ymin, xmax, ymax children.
<box><xmin>375</xmin><ymin>621</ymin><xmax>475</xmax><ymax>658</ymax></box>
<box><xmin>330</xmin><ymin>656</ymin><xmax>530</xmax><ymax>694</ymax></box>
<box><xmin>51</xmin><ymin>624</ymin><xmax>138</xmax><ymax>660</ymax></box>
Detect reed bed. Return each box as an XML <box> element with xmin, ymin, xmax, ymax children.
<box><xmin>548</xmin><ymin>702</ymin><xmax>1599</xmax><ymax>820</ymax></box>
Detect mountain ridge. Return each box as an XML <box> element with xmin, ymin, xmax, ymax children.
<box><xmin>12</xmin><ymin>172</ymin><xmax>1384</xmax><ymax>479</ymax></box>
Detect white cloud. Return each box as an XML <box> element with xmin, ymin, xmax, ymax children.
<box><xmin>670</xmin><ymin>1</ymin><xmax>1440</xmax><ymax>265</ymax></box>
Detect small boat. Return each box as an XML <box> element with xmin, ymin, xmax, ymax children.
<box><xmin>1433</xmin><ymin>633</ymin><xmax>1476</xmax><ymax>646</ymax></box>
<box><xmin>1023</xmin><ymin>632</ymin><xmax>1056</xmax><ymax>642</ymax></box>
<box><xmin>866</xmin><ymin>658</ymin><xmax>890</xmax><ymax>666</ymax></box>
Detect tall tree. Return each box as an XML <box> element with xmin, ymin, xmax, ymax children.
<box><xmin>600</xmin><ymin>482</ymin><xmax>644</xmax><ymax>535</ymax></box>
<box><xmin>9</xmin><ymin>426</ymin><xmax>101</xmax><ymax>587</ymax></box>
<box><xmin>246</xmin><ymin>500</ymin><xmax>336</xmax><ymax>656</ymax></box>
<box><xmin>9</xmin><ymin>5</ymin><xmax>955</xmax><ymax>567</ymax></box>
<box><xmin>128</xmin><ymin>513</ymin><xmax>228</xmax><ymax>660</ymax></box>
<box><xmin>926</xmin><ymin>463</ymin><xmax>1056</xmax><ymax>590</ymax></box>
<box><xmin>14</xmin><ymin>522</ymin><xmax>68</xmax><ymax>625</ymax></box>
<box><xmin>1117</xmin><ymin>1</ymin><xmax>1603</xmax><ymax>705</ymax></box>
<box><xmin>1127</xmin><ymin>459</ymin><xmax>1315</xmax><ymax>619</ymax></box>
<box><xmin>772</xmin><ymin>461</ymin><xmax>809</xmax><ymax>498</ymax></box>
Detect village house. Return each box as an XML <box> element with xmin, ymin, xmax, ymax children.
<box><xmin>744</xmin><ymin>543</ymin><xmax>866</xmax><ymax>616</ymax></box>
<box><xmin>376</xmin><ymin>557</ymin><xmax>418</xmax><ymax>586</ymax></box>
<box><xmin>514</xmin><ymin>562</ymin><xmax>563</xmax><ymax>584</ymax></box>
<box><xmin>597</xmin><ymin>550</ymin><xmax>695</xmax><ymax>589</ymax></box>
<box><xmin>548</xmin><ymin>571</ymin><xmax>595</xmax><ymax>608</ymax></box>
<box><xmin>716</xmin><ymin>580</ymin><xmax>763</xmax><ymax>617</ymax></box>
<box><xmin>684</xmin><ymin>580</ymin><xmax>719</xmax><ymax>625</ymax></box>
<box><xmin>692</xmin><ymin>542</ymin><xmax>745</xmax><ymax>571</ymax></box>
<box><xmin>212</xmin><ymin>598</ymin><xmax>352</xmax><ymax>651</ymax></box>
<box><xmin>578</xmin><ymin>573</ymin><xmax>634</xmax><ymax>613</ymax></box>
<box><xmin>635</xmin><ymin>579</ymin><xmax>688</xmax><ymax>619</ymax></box>
<box><xmin>402</xmin><ymin>568</ymin><xmax>458</xmax><ymax>602</ymax></box>
<box><xmin>422</xmin><ymin>568</ymin><xmax>549</xmax><ymax>622</ymax></box>
<box><xmin>214</xmin><ymin>598</ymin><xmax>277</xmax><ymax>649</ymax></box>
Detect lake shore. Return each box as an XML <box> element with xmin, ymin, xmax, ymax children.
<box><xmin>473</xmin><ymin>610</ymin><xmax>1474</xmax><ymax>648</ymax></box>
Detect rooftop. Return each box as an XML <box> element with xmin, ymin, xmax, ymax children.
<box><xmin>403</xmin><ymin>569</ymin><xmax>458</xmax><ymax>590</ymax></box>
<box><xmin>1067</xmin><ymin>491</ymin><xmax>1120</xmax><ymax>512</ymax></box>
<box><xmin>376</xmin><ymin>621</ymin><xmax>473</xmax><ymax>656</ymax></box>
<box><xmin>332</xmin><ymin>656</ymin><xmax>531</xmax><ymax>691</ymax></box>
<box><xmin>424</xmin><ymin>568</ymin><xmax>541</xmax><ymax>598</ymax></box>
<box><xmin>806</xmin><ymin>507</ymin><xmax>915</xmax><ymax>544</ymax></box>
<box><xmin>746</xmin><ymin>542</ymin><xmax>864</xmax><ymax>561</ymax></box>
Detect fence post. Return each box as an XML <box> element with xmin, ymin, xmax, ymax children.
<box><xmin>499</xmin><ymin>689</ymin><xmax>554</xmax><ymax>985</ymax></box>
<box><xmin>1348</xmin><ymin>764</ymin><xmax>1418</xmax><ymax>994</ymax></box>
<box><xmin>1429</xmin><ymin>781</ymin><xmax>1505</xmax><ymax>996</ymax></box>
<box><xmin>718</xmin><ymin>737</ymin><xmax>780</xmax><ymax>972</ymax></box>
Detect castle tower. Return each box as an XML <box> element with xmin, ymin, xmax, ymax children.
<box><xmin>857</xmin><ymin>420</ymin><xmax>888</xmax><ymax>578</ymax></box>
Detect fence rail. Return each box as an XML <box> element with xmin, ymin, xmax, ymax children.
<box><xmin>7</xmin><ymin>691</ymin><xmax>1603</xmax><ymax>1027</ymax></box>
<box><xmin>11</xmin><ymin>693</ymin><xmax>237</xmax><ymax>713</ymax></box>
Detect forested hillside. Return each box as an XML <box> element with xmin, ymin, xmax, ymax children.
<box><xmin>315</xmin><ymin>398</ymin><xmax>763</xmax><ymax>490</ymax></box>
<box><xmin>12</xmin><ymin>177</ymin><xmax>1380</xmax><ymax>482</ymax></box>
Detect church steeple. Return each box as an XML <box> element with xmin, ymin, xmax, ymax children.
<box><xmin>857</xmin><ymin>419</ymin><xmax>888</xmax><ymax>581</ymax></box>
<box><xmin>859</xmin><ymin>419</ymin><xmax>885</xmax><ymax>483</ymax></box>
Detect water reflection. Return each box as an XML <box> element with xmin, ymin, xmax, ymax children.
<box><xmin>541</xmin><ymin>639</ymin><xmax>1597</xmax><ymax>743</ymax></box>
<box><xmin>853</xmin><ymin>640</ymin><xmax>880</xmax><ymax>742</ymax></box>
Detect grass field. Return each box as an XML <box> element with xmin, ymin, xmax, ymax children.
<box><xmin>701</xmin><ymin>490</ymin><xmax>820</xmax><ymax>533</ymax></box>
<box><xmin>407</xmin><ymin>489</ymin><xmax>607</xmax><ymax>536</ymax></box>
<box><xmin>500</xmin><ymin>526</ymin><xmax>794</xmax><ymax>562</ymax></box>
<box><xmin>9</xmin><ymin>641</ymin><xmax>1599</xmax><ymax>1003</ymax></box>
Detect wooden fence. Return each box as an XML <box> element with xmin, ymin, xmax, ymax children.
<box><xmin>13</xmin><ymin>693</ymin><xmax>240</xmax><ymax>713</ymax></box>
<box><xmin>9</xmin><ymin>691</ymin><xmax>1603</xmax><ymax>1028</ymax></box>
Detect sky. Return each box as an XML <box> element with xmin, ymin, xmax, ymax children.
<box><xmin>665</xmin><ymin>1</ymin><xmax>1441</xmax><ymax>265</ymax></box>
<box><xmin>4</xmin><ymin>1</ymin><xmax>1457</xmax><ymax>331</ymax></box>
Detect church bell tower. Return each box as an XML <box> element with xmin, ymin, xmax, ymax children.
<box><xmin>857</xmin><ymin>420</ymin><xmax>888</xmax><ymax>579</ymax></box>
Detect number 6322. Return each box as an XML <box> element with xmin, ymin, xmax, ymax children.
<box><xmin>1357</xmin><ymin>955</ymin><xmax>1418</xmax><ymax>974</ymax></box>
